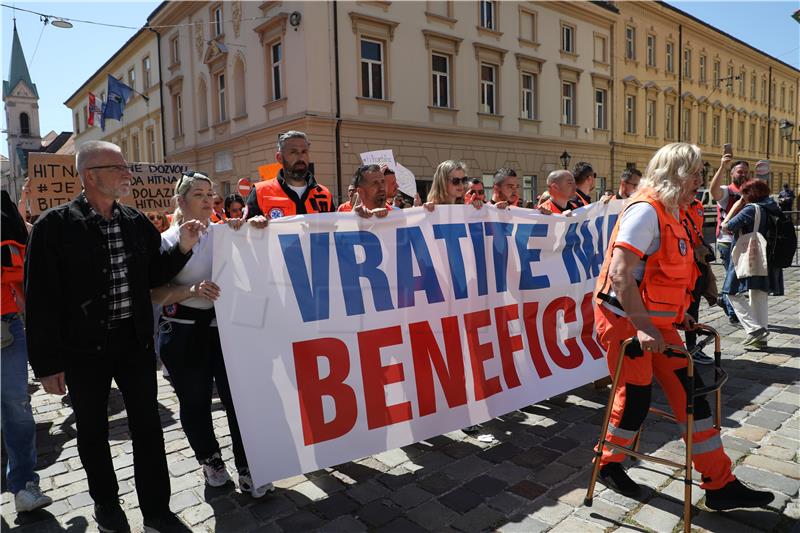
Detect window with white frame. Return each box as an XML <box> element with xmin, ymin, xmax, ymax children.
<box><xmin>213</xmin><ymin>6</ymin><xmax>223</xmax><ymax>37</ymax></box>
<box><xmin>698</xmin><ymin>111</ymin><xmax>707</xmax><ymax>144</ymax></box>
<box><xmin>751</xmin><ymin>75</ymin><xmax>757</xmax><ymax>99</ymax></box>
<box><xmin>725</xmin><ymin>117</ymin><xmax>733</xmax><ymax>144</ymax></box>
<box><xmin>520</xmin><ymin>10</ymin><xmax>536</xmax><ymax>42</ymax></box>
<box><xmin>646</xmin><ymin>34</ymin><xmax>655</xmax><ymax>67</ymax></box>
<box><xmin>681</xmin><ymin>108</ymin><xmax>690</xmax><ymax>141</ymax></box>
<box><xmin>665</xmin><ymin>42</ymin><xmax>674</xmax><ymax>73</ymax></box>
<box><xmin>646</xmin><ymin>99</ymin><xmax>656</xmax><ymax>136</ymax></box>
<box><xmin>132</xmin><ymin>133</ymin><xmax>140</xmax><ymax>162</ymax></box>
<box><xmin>760</xmin><ymin>124</ymin><xmax>766</xmax><ymax>152</ymax></box>
<box><xmin>761</xmin><ymin>78</ymin><xmax>767</xmax><ymax>103</ymax></box>
<box><xmin>562</xmin><ymin>81</ymin><xmax>575</xmax><ymax>124</ymax></box>
<box><xmin>683</xmin><ymin>48</ymin><xmax>691</xmax><ymax>78</ymax></box>
<box><xmin>593</xmin><ymin>34</ymin><xmax>607</xmax><ymax>63</ymax></box>
<box><xmin>432</xmin><ymin>53</ymin><xmax>450</xmax><ymax>108</ymax></box>
<box><xmin>480</xmin><ymin>63</ymin><xmax>497</xmax><ymax>114</ymax></box>
<box><xmin>790</xmin><ymin>88</ymin><xmax>795</xmax><ymax>112</ymax></box>
<box><xmin>727</xmin><ymin>65</ymin><xmax>734</xmax><ymax>93</ymax></box>
<box><xmin>739</xmin><ymin>71</ymin><xmax>745</xmax><ymax>97</ymax></box>
<box><xmin>171</xmin><ymin>36</ymin><xmax>180</xmax><ymax>65</ymax></box>
<box><xmin>480</xmin><ymin>0</ymin><xmax>495</xmax><ymax>30</ymax></box>
<box><xmin>780</xmin><ymin>86</ymin><xmax>785</xmax><ymax>109</ymax></box>
<box><xmin>128</xmin><ymin>68</ymin><xmax>136</xmax><ymax>91</ymax></box>
<box><xmin>271</xmin><ymin>41</ymin><xmax>282</xmax><ymax>100</ymax></box>
<box><xmin>625</xmin><ymin>94</ymin><xmax>636</xmax><ymax>134</ymax></box>
<box><xmin>625</xmin><ymin>26</ymin><xmax>635</xmax><ymax>60</ymax></box>
<box><xmin>713</xmin><ymin>60</ymin><xmax>720</xmax><ymax>88</ymax></box>
<box><xmin>522</xmin><ymin>175</ymin><xmax>538</xmax><ymax>202</ymax></box>
<box><xmin>595</xmin><ymin>89</ymin><xmax>607</xmax><ymax>129</ymax></box>
<box><xmin>712</xmin><ymin>114</ymin><xmax>720</xmax><ymax>146</ymax></box>
<box><xmin>143</xmin><ymin>56</ymin><xmax>151</xmax><ymax>90</ymax></box>
<box><xmin>749</xmin><ymin>123</ymin><xmax>756</xmax><ymax>150</ymax></box>
<box><xmin>699</xmin><ymin>55</ymin><xmax>706</xmax><ymax>82</ymax></box>
<box><xmin>173</xmin><ymin>92</ymin><xmax>184</xmax><ymax>136</ymax></box>
<box><xmin>561</xmin><ymin>24</ymin><xmax>575</xmax><ymax>54</ymax></box>
<box><xmin>147</xmin><ymin>127</ymin><xmax>156</xmax><ymax>161</ymax></box>
<box><xmin>665</xmin><ymin>103</ymin><xmax>675</xmax><ymax>138</ymax></box>
<box><xmin>360</xmin><ymin>39</ymin><xmax>384</xmax><ymax>99</ymax></box>
<box><xmin>521</xmin><ymin>72</ymin><xmax>535</xmax><ymax>119</ymax></box>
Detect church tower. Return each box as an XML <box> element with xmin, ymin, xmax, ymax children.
<box><xmin>3</xmin><ymin>19</ymin><xmax>42</xmax><ymax>183</ymax></box>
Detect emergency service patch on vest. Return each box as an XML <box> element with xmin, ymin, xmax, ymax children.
<box><xmin>268</xmin><ymin>207</ymin><xmax>285</xmax><ymax>219</ymax></box>
<box><xmin>678</xmin><ymin>239</ymin><xmax>687</xmax><ymax>256</ymax></box>
<box><xmin>163</xmin><ymin>304</ymin><xmax>177</xmax><ymax>317</ymax></box>
<box><xmin>696</xmin><ymin>207</ymin><xmax>703</xmax><ymax>218</ymax></box>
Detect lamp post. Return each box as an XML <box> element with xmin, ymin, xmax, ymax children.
<box><xmin>779</xmin><ymin>119</ymin><xmax>799</xmax><ymax>192</ymax></box>
<box><xmin>560</xmin><ymin>151</ymin><xmax>571</xmax><ymax>170</ymax></box>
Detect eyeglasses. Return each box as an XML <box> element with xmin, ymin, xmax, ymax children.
<box><xmin>450</xmin><ymin>177</ymin><xmax>467</xmax><ymax>186</ymax></box>
<box><xmin>87</xmin><ymin>164</ymin><xmax>129</xmax><ymax>173</ymax></box>
<box><xmin>471</xmin><ymin>189</ymin><xmax>486</xmax><ymax>196</ymax></box>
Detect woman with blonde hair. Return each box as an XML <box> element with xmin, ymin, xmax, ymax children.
<box><xmin>424</xmin><ymin>160</ymin><xmax>483</xmax><ymax>211</ymax></box>
<box><xmin>591</xmin><ymin>143</ymin><xmax>773</xmax><ymax>510</ymax></box>
<box><xmin>151</xmin><ymin>171</ymin><xmax>273</xmax><ymax>499</ymax></box>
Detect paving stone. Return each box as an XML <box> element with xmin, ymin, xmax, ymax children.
<box><xmin>346</xmin><ymin>480</ymin><xmax>391</xmax><ymax>504</ymax></box>
<box><xmin>495</xmin><ymin>515</ymin><xmax>549</xmax><ymax>533</ymax></box>
<box><xmin>757</xmin><ymin>444</ymin><xmax>796</xmax><ymax>461</ymax></box>
<box><xmin>438</xmin><ymin>486</ymin><xmax>484</xmax><ymax>513</ymax></box>
<box><xmin>540</xmin><ymin>436</ymin><xmax>581</xmax><ymax>452</ymax></box>
<box><xmin>449</xmin><ymin>503</ymin><xmax>505</xmax><ymax>532</ymax></box>
<box><xmin>485</xmin><ymin>491</ymin><xmax>527</xmax><ymax>515</ymax></box>
<box><xmin>742</xmin><ymin>454</ymin><xmax>800</xmax><ymax>479</ymax></box>
<box><xmin>463</xmin><ymin>475</ymin><xmax>507</xmax><ymax>498</ymax></box>
<box><xmin>406</xmin><ymin>499</ymin><xmax>458</xmax><ymax>530</ymax></box>
<box><xmin>549</xmin><ymin>517</ymin><xmax>607</xmax><ymax>533</ymax></box>
<box><xmin>733</xmin><ymin>464</ymin><xmax>800</xmax><ymax>495</ymax></box>
<box><xmin>440</xmin><ymin>455</ymin><xmax>493</xmax><ymax>482</ymax></box>
<box><xmin>356</xmin><ymin>500</ymin><xmax>402</xmax><ymax>527</ymax></box>
<box><xmin>529</xmin><ymin>462</ymin><xmax>577</xmax><ymax>487</ymax></box>
<box><xmin>524</xmin><ymin>497</ymin><xmax>573</xmax><ymax>525</ymax></box>
<box><xmin>249</xmin><ymin>494</ymin><xmax>296</xmax><ymax>521</ymax></box>
<box><xmin>374</xmin><ymin>448</ymin><xmax>410</xmax><ymax>469</ymax></box>
<box><xmin>631</xmin><ymin>496</ymin><xmax>683</xmax><ymax>532</ymax></box>
<box><xmin>213</xmin><ymin>509</ymin><xmax>258</xmax><ymax>533</ymax></box>
<box><xmin>276</xmin><ymin>510</ymin><xmax>326</xmax><ymax>531</ymax></box>
<box><xmin>489</xmin><ymin>461</ymin><xmax>531</xmax><ymax>485</ymax></box>
<box><xmin>511</xmin><ymin>446</ymin><xmax>560</xmax><ymax>470</ymax></box>
<box><xmin>180</xmin><ymin>502</ymin><xmax>215</xmax><ymax>526</ymax></box>
<box><xmin>389</xmin><ymin>484</ymin><xmax>432</xmax><ymax>509</ymax></box>
<box><xmin>319</xmin><ymin>515</ymin><xmax>368</xmax><ymax>533</ymax></box>
<box><xmin>728</xmin><ymin>425</ymin><xmax>770</xmax><ymax>443</ymax></box>
<box><xmin>745</xmin><ymin>414</ymin><xmax>785</xmax><ymax>431</ymax></box>
<box><xmin>376</xmin><ymin>516</ymin><xmax>428</xmax><ymax>533</ymax></box>
<box><xmin>310</xmin><ymin>491</ymin><xmax>359</xmax><ymax>520</ymax></box>
<box><xmin>419</xmin><ymin>472</ymin><xmax>459</xmax><ymax>495</ymax></box>
<box><xmin>285</xmin><ymin>480</ymin><xmax>330</xmax><ymax>504</ymax></box>
<box><xmin>508</xmin><ymin>480</ymin><xmax>547</xmax><ymax>501</ymax></box>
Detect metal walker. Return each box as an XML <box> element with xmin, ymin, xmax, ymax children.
<box><xmin>584</xmin><ymin>324</ymin><xmax>727</xmax><ymax>533</ymax></box>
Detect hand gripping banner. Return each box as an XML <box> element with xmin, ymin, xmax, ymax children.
<box><xmin>213</xmin><ymin>201</ymin><xmax>624</xmax><ymax>487</ymax></box>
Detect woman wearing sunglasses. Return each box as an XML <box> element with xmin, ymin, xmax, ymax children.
<box><xmin>151</xmin><ymin>171</ymin><xmax>273</xmax><ymax>500</ymax></box>
<box><xmin>424</xmin><ymin>160</ymin><xmax>484</xmax><ymax>211</ymax></box>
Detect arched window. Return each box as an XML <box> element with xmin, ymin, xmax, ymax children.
<box><xmin>198</xmin><ymin>78</ymin><xmax>209</xmax><ymax>129</ymax></box>
<box><xmin>20</xmin><ymin>113</ymin><xmax>30</xmax><ymax>136</ymax></box>
<box><xmin>233</xmin><ymin>57</ymin><xmax>246</xmax><ymax>118</ymax></box>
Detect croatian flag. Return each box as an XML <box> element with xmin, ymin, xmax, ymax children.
<box><xmin>87</xmin><ymin>92</ymin><xmax>104</xmax><ymax>127</ymax></box>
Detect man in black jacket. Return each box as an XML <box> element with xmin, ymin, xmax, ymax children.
<box><xmin>25</xmin><ymin>140</ymin><xmax>202</xmax><ymax>533</ymax></box>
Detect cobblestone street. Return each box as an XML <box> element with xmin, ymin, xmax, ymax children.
<box><xmin>2</xmin><ymin>265</ymin><xmax>798</xmax><ymax>533</ymax></box>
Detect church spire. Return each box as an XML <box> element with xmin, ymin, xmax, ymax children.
<box><xmin>3</xmin><ymin>21</ymin><xmax>39</xmax><ymax>98</ymax></box>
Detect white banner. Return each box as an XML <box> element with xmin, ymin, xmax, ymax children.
<box><xmin>213</xmin><ymin>201</ymin><xmax>624</xmax><ymax>487</ymax></box>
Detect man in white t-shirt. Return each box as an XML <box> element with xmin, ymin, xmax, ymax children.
<box><xmin>709</xmin><ymin>156</ymin><xmax>748</xmax><ymax>323</ymax></box>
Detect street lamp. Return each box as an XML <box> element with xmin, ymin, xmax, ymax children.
<box><xmin>560</xmin><ymin>151</ymin><xmax>571</xmax><ymax>170</ymax></box>
<box><xmin>780</xmin><ymin>119</ymin><xmax>799</xmax><ymax>145</ymax></box>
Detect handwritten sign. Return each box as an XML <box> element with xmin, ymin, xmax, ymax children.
<box><xmin>27</xmin><ymin>153</ymin><xmax>81</xmax><ymax>215</ymax></box>
<box><xmin>360</xmin><ymin>149</ymin><xmax>396</xmax><ymax>169</ymax></box>
<box><xmin>120</xmin><ymin>163</ymin><xmax>190</xmax><ymax>213</ymax></box>
<box><xmin>394</xmin><ymin>162</ymin><xmax>418</xmax><ymax>197</ymax></box>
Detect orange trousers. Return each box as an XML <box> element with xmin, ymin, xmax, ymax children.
<box><xmin>594</xmin><ymin>305</ymin><xmax>734</xmax><ymax>490</ymax></box>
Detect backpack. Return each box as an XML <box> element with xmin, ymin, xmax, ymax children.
<box><xmin>765</xmin><ymin>208</ymin><xmax>797</xmax><ymax>269</ymax></box>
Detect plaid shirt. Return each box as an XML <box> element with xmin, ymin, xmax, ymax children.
<box><xmin>84</xmin><ymin>198</ymin><xmax>133</xmax><ymax>324</ymax></box>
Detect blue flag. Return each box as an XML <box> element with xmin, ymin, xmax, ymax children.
<box><xmin>101</xmin><ymin>74</ymin><xmax>133</xmax><ymax>131</ymax></box>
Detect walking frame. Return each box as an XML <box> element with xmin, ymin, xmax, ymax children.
<box><xmin>584</xmin><ymin>324</ymin><xmax>727</xmax><ymax>533</ymax></box>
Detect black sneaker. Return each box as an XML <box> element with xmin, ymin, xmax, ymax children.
<box><xmin>94</xmin><ymin>502</ymin><xmax>130</xmax><ymax>533</ymax></box>
<box><xmin>705</xmin><ymin>478</ymin><xmax>774</xmax><ymax>511</ymax></box>
<box><xmin>728</xmin><ymin>315</ymin><xmax>740</xmax><ymax>325</ymax></box>
<box><xmin>599</xmin><ymin>462</ymin><xmax>641</xmax><ymax>497</ymax></box>
<box><xmin>691</xmin><ymin>350</ymin><xmax>715</xmax><ymax>365</ymax></box>
<box><xmin>143</xmin><ymin>512</ymin><xmax>192</xmax><ymax>533</ymax></box>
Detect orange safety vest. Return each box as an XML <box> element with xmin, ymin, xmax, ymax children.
<box><xmin>684</xmin><ymin>199</ymin><xmax>705</xmax><ymax>246</ymax></box>
<box><xmin>210</xmin><ymin>210</ymin><xmax>227</xmax><ymax>224</ymax></box>
<box><xmin>1</xmin><ymin>240</ymin><xmax>25</xmax><ymax>315</ymax></box>
<box><xmin>337</xmin><ymin>202</ymin><xmax>353</xmax><ymax>213</ymax></box>
<box><xmin>255</xmin><ymin>177</ymin><xmax>334</xmax><ymax>219</ymax></box>
<box><xmin>539</xmin><ymin>198</ymin><xmax>572</xmax><ymax>214</ymax></box>
<box><xmin>595</xmin><ymin>188</ymin><xmax>699</xmax><ymax>327</ymax></box>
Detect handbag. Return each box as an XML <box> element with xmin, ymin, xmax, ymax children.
<box><xmin>731</xmin><ymin>205</ymin><xmax>768</xmax><ymax>278</ymax></box>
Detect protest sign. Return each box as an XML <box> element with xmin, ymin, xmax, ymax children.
<box><xmin>258</xmin><ymin>162</ymin><xmax>282</xmax><ymax>181</ymax></box>
<box><xmin>394</xmin><ymin>162</ymin><xmax>418</xmax><ymax>197</ymax></box>
<box><xmin>27</xmin><ymin>153</ymin><xmax>81</xmax><ymax>215</ymax></box>
<box><xmin>120</xmin><ymin>162</ymin><xmax>189</xmax><ymax>212</ymax></box>
<box><xmin>360</xmin><ymin>149</ymin><xmax>396</xmax><ymax>168</ymax></box>
<box><xmin>213</xmin><ymin>201</ymin><xmax>624</xmax><ymax>487</ymax></box>
<box><xmin>26</xmin><ymin>154</ymin><xmax>188</xmax><ymax>214</ymax></box>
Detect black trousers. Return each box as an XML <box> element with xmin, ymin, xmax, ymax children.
<box><xmin>64</xmin><ymin>320</ymin><xmax>170</xmax><ymax>520</ymax></box>
<box><xmin>158</xmin><ymin>320</ymin><xmax>248</xmax><ymax>471</ymax></box>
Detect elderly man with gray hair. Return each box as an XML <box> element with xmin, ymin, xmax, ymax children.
<box><xmin>539</xmin><ymin>170</ymin><xmax>578</xmax><ymax>214</ymax></box>
<box><xmin>246</xmin><ymin>130</ymin><xmax>335</xmax><ymax>222</ymax></box>
<box><xmin>25</xmin><ymin>140</ymin><xmax>201</xmax><ymax>532</ymax></box>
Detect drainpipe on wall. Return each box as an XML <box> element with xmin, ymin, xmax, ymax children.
<box><xmin>677</xmin><ymin>24</ymin><xmax>683</xmax><ymax>142</ymax></box>
<box><xmin>766</xmin><ymin>65</ymin><xmax>772</xmax><ymax>161</ymax></box>
<box><xmin>333</xmin><ymin>0</ymin><xmax>343</xmax><ymax>203</ymax></box>
<box><xmin>149</xmin><ymin>27</ymin><xmax>167</xmax><ymax>163</ymax></box>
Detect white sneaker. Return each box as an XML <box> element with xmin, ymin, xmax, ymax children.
<box><xmin>238</xmin><ymin>469</ymin><xmax>275</xmax><ymax>498</ymax></box>
<box><xmin>202</xmin><ymin>452</ymin><xmax>231</xmax><ymax>487</ymax></box>
<box><xmin>14</xmin><ymin>481</ymin><xmax>52</xmax><ymax>513</ymax></box>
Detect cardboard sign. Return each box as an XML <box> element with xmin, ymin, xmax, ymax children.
<box><xmin>394</xmin><ymin>162</ymin><xmax>418</xmax><ymax>197</ymax></box>
<box><xmin>26</xmin><ymin>154</ymin><xmax>189</xmax><ymax>215</ymax></box>
<box><xmin>119</xmin><ymin>162</ymin><xmax>190</xmax><ymax>213</ymax></box>
<box><xmin>27</xmin><ymin>153</ymin><xmax>81</xmax><ymax>215</ymax></box>
<box><xmin>213</xmin><ymin>200</ymin><xmax>625</xmax><ymax>486</ymax></box>
<box><xmin>360</xmin><ymin>149</ymin><xmax>396</xmax><ymax>169</ymax></box>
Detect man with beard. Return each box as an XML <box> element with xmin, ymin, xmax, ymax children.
<box><xmin>709</xmin><ymin>157</ymin><xmax>748</xmax><ymax>323</ymax></box>
<box><xmin>352</xmin><ymin>165</ymin><xmax>390</xmax><ymax>219</ymax></box>
<box><xmin>246</xmin><ymin>131</ymin><xmax>334</xmax><ymax>221</ymax></box>
<box><xmin>491</xmin><ymin>168</ymin><xmax>520</xmax><ymax>209</ymax></box>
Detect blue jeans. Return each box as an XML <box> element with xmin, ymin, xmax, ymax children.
<box><xmin>717</xmin><ymin>242</ymin><xmax>736</xmax><ymax>317</ymax></box>
<box><xmin>1</xmin><ymin>314</ymin><xmax>39</xmax><ymax>493</ymax></box>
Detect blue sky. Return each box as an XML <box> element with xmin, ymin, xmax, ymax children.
<box><xmin>2</xmin><ymin>1</ymin><xmax>799</xmax><ymax>157</ymax></box>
